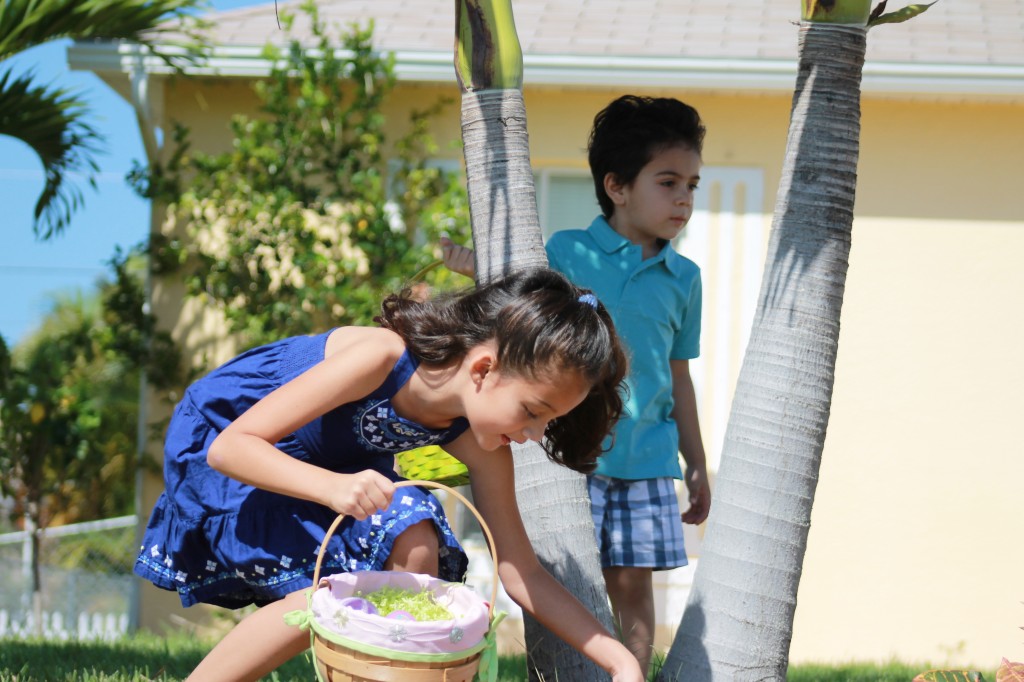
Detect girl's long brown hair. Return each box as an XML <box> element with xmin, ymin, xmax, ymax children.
<box><xmin>377</xmin><ymin>268</ymin><xmax>627</xmax><ymax>473</ymax></box>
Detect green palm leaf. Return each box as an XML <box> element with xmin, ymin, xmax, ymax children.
<box><xmin>0</xmin><ymin>68</ymin><xmax>100</xmax><ymax>239</ymax></box>
<box><xmin>0</xmin><ymin>0</ymin><xmax>208</xmax><ymax>238</ymax></box>
<box><xmin>0</xmin><ymin>0</ymin><xmax>209</xmax><ymax>59</ymax></box>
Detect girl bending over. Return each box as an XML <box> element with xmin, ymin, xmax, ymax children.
<box><xmin>134</xmin><ymin>268</ymin><xmax>641</xmax><ymax>681</ymax></box>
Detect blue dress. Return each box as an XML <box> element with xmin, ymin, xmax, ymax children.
<box><xmin>133</xmin><ymin>330</ymin><xmax>471</xmax><ymax>608</ymax></box>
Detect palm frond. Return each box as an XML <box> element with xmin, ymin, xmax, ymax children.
<box><xmin>0</xmin><ymin>68</ymin><xmax>102</xmax><ymax>239</ymax></box>
<box><xmin>0</xmin><ymin>0</ymin><xmax>212</xmax><ymax>237</ymax></box>
<box><xmin>0</xmin><ymin>0</ymin><xmax>210</xmax><ymax>60</ymax></box>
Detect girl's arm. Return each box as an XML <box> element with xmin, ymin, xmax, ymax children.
<box><xmin>206</xmin><ymin>327</ymin><xmax>404</xmax><ymax>519</ymax></box>
<box><xmin>445</xmin><ymin>435</ymin><xmax>643</xmax><ymax>682</ymax></box>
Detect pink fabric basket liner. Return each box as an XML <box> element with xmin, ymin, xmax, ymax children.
<box><xmin>310</xmin><ymin>571</ymin><xmax>490</xmax><ymax>655</ymax></box>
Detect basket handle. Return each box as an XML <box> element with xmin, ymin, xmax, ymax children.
<box><xmin>311</xmin><ymin>479</ymin><xmax>500</xmax><ymax>619</ymax></box>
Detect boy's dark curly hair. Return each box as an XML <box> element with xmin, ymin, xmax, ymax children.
<box><xmin>376</xmin><ymin>268</ymin><xmax>628</xmax><ymax>473</ymax></box>
<box><xmin>588</xmin><ymin>94</ymin><xmax>706</xmax><ymax>218</ymax></box>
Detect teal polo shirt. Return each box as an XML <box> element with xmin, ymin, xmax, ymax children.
<box><xmin>546</xmin><ymin>216</ymin><xmax>702</xmax><ymax>480</ymax></box>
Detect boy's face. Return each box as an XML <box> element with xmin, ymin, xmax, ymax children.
<box><xmin>605</xmin><ymin>144</ymin><xmax>702</xmax><ymax>252</ymax></box>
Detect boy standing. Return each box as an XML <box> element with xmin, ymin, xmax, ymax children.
<box><xmin>442</xmin><ymin>95</ymin><xmax>711</xmax><ymax>676</ymax></box>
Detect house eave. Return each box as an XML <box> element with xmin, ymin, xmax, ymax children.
<box><xmin>68</xmin><ymin>42</ymin><xmax>1024</xmax><ymax>101</ymax></box>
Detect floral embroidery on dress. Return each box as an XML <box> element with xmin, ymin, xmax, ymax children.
<box><xmin>351</xmin><ymin>397</ymin><xmax>452</xmax><ymax>452</ymax></box>
<box><xmin>133</xmin><ymin>493</ymin><xmax>467</xmax><ymax>607</ymax></box>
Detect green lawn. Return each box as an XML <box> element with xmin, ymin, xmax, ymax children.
<box><xmin>0</xmin><ymin>634</ymin><xmax>995</xmax><ymax>681</ymax></box>
<box><xmin>0</xmin><ymin>633</ymin><xmax>523</xmax><ymax>682</ymax></box>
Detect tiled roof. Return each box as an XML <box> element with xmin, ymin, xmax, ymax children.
<box><xmin>206</xmin><ymin>0</ymin><xmax>1024</xmax><ymax>67</ymax></box>
<box><xmin>67</xmin><ymin>1</ymin><xmax>1016</xmax><ymax>99</ymax></box>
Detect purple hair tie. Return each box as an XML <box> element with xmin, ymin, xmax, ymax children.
<box><xmin>578</xmin><ymin>293</ymin><xmax>599</xmax><ymax>309</ymax></box>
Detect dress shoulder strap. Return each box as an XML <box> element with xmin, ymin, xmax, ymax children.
<box><xmin>368</xmin><ymin>347</ymin><xmax>418</xmax><ymax>399</ymax></box>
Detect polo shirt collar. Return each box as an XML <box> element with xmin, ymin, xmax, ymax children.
<box><xmin>587</xmin><ymin>215</ymin><xmax>630</xmax><ymax>254</ymax></box>
<box><xmin>586</xmin><ymin>215</ymin><xmax>686</xmax><ymax>277</ymax></box>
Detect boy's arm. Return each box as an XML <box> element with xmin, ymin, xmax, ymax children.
<box><xmin>440</xmin><ymin>235</ymin><xmax>476</xmax><ymax>278</ymax></box>
<box><xmin>441</xmin><ymin>233</ymin><xmax>571</xmax><ymax>279</ymax></box>
<box><xmin>670</xmin><ymin>358</ymin><xmax>711</xmax><ymax>524</ymax></box>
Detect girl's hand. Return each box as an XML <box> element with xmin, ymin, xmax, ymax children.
<box><xmin>329</xmin><ymin>471</ymin><xmax>395</xmax><ymax>520</ymax></box>
<box><xmin>610</xmin><ymin>655</ymin><xmax>645</xmax><ymax>682</ymax></box>
<box><xmin>612</xmin><ymin>672</ymin><xmax>644</xmax><ymax>682</ymax></box>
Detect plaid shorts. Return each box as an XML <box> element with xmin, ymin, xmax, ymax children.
<box><xmin>588</xmin><ymin>475</ymin><xmax>688</xmax><ymax>570</ymax></box>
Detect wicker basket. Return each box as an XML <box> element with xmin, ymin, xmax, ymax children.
<box><xmin>301</xmin><ymin>480</ymin><xmax>500</xmax><ymax>682</ymax></box>
<box><xmin>395</xmin><ymin>447</ymin><xmax>470</xmax><ymax>487</ymax></box>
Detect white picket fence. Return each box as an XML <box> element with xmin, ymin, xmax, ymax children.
<box><xmin>0</xmin><ymin>608</ymin><xmax>129</xmax><ymax>640</ymax></box>
<box><xmin>0</xmin><ymin>515</ymin><xmax>137</xmax><ymax>641</ymax></box>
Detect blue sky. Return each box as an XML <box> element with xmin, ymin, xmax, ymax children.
<box><xmin>0</xmin><ymin>0</ymin><xmax>266</xmax><ymax>346</ymax></box>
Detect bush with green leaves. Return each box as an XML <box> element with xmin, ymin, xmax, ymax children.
<box><xmin>134</xmin><ymin>0</ymin><xmax>471</xmax><ymax>349</ymax></box>
<box><xmin>0</xmin><ymin>248</ymin><xmax>180</xmax><ymax>534</ymax></box>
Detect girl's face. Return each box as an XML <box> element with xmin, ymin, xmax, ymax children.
<box><xmin>467</xmin><ymin>364</ymin><xmax>590</xmax><ymax>452</ymax></box>
<box><xmin>605</xmin><ymin>143</ymin><xmax>702</xmax><ymax>254</ymax></box>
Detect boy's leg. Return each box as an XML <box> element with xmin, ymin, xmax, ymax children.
<box><xmin>604</xmin><ymin>565</ymin><xmax>656</xmax><ymax>677</ymax></box>
<box><xmin>187</xmin><ymin>589</ymin><xmax>309</xmax><ymax>682</ymax></box>
<box><xmin>593</xmin><ymin>476</ymin><xmax>689</xmax><ymax>679</ymax></box>
<box><xmin>590</xmin><ymin>475</ymin><xmax>655</xmax><ymax>674</ymax></box>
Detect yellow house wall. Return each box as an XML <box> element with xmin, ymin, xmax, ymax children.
<box><xmin>792</xmin><ymin>89</ymin><xmax>1023</xmax><ymax>669</ymax></box>
<box><xmin>141</xmin><ymin>74</ymin><xmax>1024</xmax><ymax>667</ymax></box>
<box><xmin>794</xmin><ymin>214</ymin><xmax>1024</xmax><ymax>667</ymax></box>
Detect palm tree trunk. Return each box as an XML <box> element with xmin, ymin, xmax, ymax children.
<box><xmin>460</xmin><ymin>90</ymin><xmax>546</xmax><ymax>283</ymax></box>
<box><xmin>660</xmin><ymin>19</ymin><xmax>865</xmax><ymax>682</ymax></box>
<box><xmin>456</xmin><ymin>2</ymin><xmax>614</xmax><ymax>679</ymax></box>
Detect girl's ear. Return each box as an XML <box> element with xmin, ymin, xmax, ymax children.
<box><xmin>468</xmin><ymin>347</ymin><xmax>495</xmax><ymax>387</ymax></box>
<box><xmin>603</xmin><ymin>172</ymin><xmax>628</xmax><ymax>207</ymax></box>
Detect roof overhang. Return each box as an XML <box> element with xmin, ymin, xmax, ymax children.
<box><xmin>68</xmin><ymin>41</ymin><xmax>1024</xmax><ymax>102</ymax></box>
